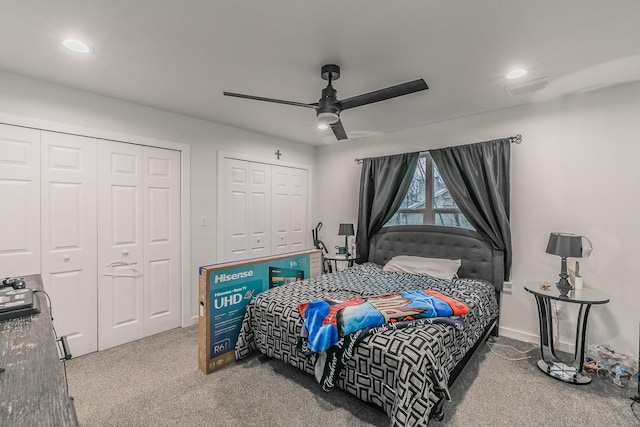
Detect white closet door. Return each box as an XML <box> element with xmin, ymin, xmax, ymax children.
<box><xmin>41</xmin><ymin>131</ymin><xmax>97</xmax><ymax>356</ymax></box>
<box><xmin>225</xmin><ymin>159</ymin><xmax>250</xmax><ymax>260</ymax></box>
<box><xmin>223</xmin><ymin>159</ymin><xmax>272</xmax><ymax>262</ymax></box>
<box><xmin>142</xmin><ymin>146</ymin><xmax>181</xmax><ymax>336</ymax></box>
<box><xmin>271</xmin><ymin>166</ymin><xmax>290</xmax><ymax>254</ymax></box>
<box><xmin>97</xmin><ymin>141</ymin><xmax>144</xmax><ymax>350</ymax></box>
<box><xmin>248</xmin><ymin>162</ymin><xmax>272</xmax><ymax>258</ymax></box>
<box><xmin>0</xmin><ymin>124</ymin><xmax>40</xmax><ymax>276</ymax></box>
<box><xmin>288</xmin><ymin>167</ymin><xmax>308</xmax><ymax>252</ymax></box>
<box><xmin>271</xmin><ymin>165</ymin><xmax>308</xmax><ymax>255</ymax></box>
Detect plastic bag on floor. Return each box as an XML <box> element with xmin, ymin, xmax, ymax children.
<box><xmin>584</xmin><ymin>344</ymin><xmax>638</xmax><ymax>388</ymax></box>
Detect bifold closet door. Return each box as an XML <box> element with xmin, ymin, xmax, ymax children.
<box><xmin>141</xmin><ymin>146</ymin><xmax>181</xmax><ymax>337</ymax></box>
<box><xmin>97</xmin><ymin>141</ymin><xmax>145</xmax><ymax>350</ymax></box>
<box><xmin>97</xmin><ymin>141</ymin><xmax>181</xmax><ymax>350</ymax></box>
<box><xmin>287</xmin><ymin>167</ymin><xmax>308</xmax><ymax>252</ymax></box>
<box><xmin>271</xmin><ymin>165</ymin><xmax>307</xmax><ymax>255</ymax></box>
<box><xmin>0</xmin><ymin>124</ymin><xmax>40</xmax><ymax>277</ymax></box>
<box><xmin>223</xmin><ymin>159</ymin><xmax>272</xmax><ymax>262</ymax></box>
<box><xmin>41</xmin><ymin>131</ymin><xmax>97</xmax><ymax>356</ymax></box>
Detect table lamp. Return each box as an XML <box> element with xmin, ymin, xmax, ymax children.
<box><xmin>338</xmin><ymin>223</ymin><xmax>355</xmax><ymax>256</ymax></box>
<box><xmin>545</xmin><ymin>232</ymin><xmax>582</xmax><ymax>296</ymax></box>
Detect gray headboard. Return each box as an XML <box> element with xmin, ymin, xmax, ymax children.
<box><xmin>368</xmin><ymin>225</ymin><xmax>504</xmax><ymax>292</ymax></box>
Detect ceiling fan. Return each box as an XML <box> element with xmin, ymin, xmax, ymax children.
<box><xmin>223</xmin><ymin>64</ymin><xmax>428</xmax><ymax>141</ymax></box>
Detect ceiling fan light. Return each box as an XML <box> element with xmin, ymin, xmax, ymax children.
<box><xmin>317</xmin><ymin>111</ymin><xmax>339</xmax><ymax>125</ymax></box>
<box><xmin>317</xmin><ymin>123</ymin><xmax>329</xmax><ymax>130</ymax></box>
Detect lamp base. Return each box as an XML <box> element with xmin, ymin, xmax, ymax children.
<box><xmin>556</xmin><ymin>278</ymin><xmax>573</xmax><ymax>297</ymax></box>
<box><xmin>556</xmin><ymin>257</ymin><xmax>573</xmax><ymax>297</ymax></box>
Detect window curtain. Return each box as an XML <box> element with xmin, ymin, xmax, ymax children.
<box><xmin>355</xmin><ymin>152</ymin><xmax>419</xmax><ymax>263</ymax></box>
<box><xmin>429</xmin><ymin>138</ymin><xmax>512</xmax><ymax>279</ymax></box>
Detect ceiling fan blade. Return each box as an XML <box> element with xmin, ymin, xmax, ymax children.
<box><xmin>223</xmin><ymin>91</ymin><xmax>317</xmax><ymax>109</ymax></box>
<box><xmin>330</xmin><ymin>119</ymin><xmax>348</xmax><ymax>140</ymax></box>
<box><xmin>339</xmin><ymin>79</ymin><xmax>428</xmax><ymax>111</ymax></box>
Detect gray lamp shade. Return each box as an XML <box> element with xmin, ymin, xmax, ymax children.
<box><xmin>338</xmin><ymin>223</ymin><xmax>355</xmax><ymax>236</ymax></box>
<box><xmin>545</xmin><ymin>232</ymin><xmax>582</xmax><ymax>258</ymax></box>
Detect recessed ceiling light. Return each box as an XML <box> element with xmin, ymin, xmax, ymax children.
<box><xmin>63</xmin><ymin>39</ymin><xmax>91</xmax><ymax>53</ymax></box>
<box><xmin>506</xmin><ymin>68</ymin><xmax>527</xmax><ymax>79</ymax></box>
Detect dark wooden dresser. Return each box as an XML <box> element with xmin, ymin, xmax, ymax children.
<box><xmin>0</xmin><ymin>274</ymin><xmax>79</xmax><ymax>426</ymax></box>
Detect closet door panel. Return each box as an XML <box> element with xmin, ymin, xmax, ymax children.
<box><xmin>248</xmin><ymin>163</ymin><xmax>271</xmax><ymax>258</ymax></box>
<box><xmin>0</xmin><ymin>124</ymin><xmax>40</xmax><ymax>276</ymax></box>
<box><xmin>41</xmin><ymin>131</ymin><xmax>97</xmax><ymax>356</ymax></box>
<box><xmin>288</xmin><ymin>168</ymin><xmax>307</xmax><ymax>252</ymax></box>
<box><xmin>225</xmin><ymin>159</ymin><xmax>249</xmax><ymax>261</ymax></box>
<box><xmin>142</xmin><ymin>146</ymin><xmax>181</xmax><ymax>336</ymax></box>
<box><xmin>98</xmin><ymin>141</ymin><xmax>144</xmax><ymax>351</ymax></box>
<box><xmin>112</xmin><ymin>186</ymin><xmax>138</xmax><ymax>243</ymax></box>
<box><xmin>271</xmin><ymin>165</ymin><xmax>308</xmax><ymax>255</ymax></box>
<box><xmin>271</xmin><ymin>166</ymin><xmax>290</xmax><ymax>255</ymax></box>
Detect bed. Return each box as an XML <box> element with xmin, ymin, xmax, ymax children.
<box><xmin>235</xmin><ymin>225</ymin><xmax>504</xmax><ymax>426</ymax></box>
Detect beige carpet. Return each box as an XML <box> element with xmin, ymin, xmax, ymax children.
<box><xmin>65</xmin><ymin>325</ymin><xmax>639</xmax><ymax>426</ymax></box>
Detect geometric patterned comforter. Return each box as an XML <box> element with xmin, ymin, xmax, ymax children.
<box><xmin>235</xmin><ymin>263</ymin><xmax>499</xmax><ymax>426</ymax></box>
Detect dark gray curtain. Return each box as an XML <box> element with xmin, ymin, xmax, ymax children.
<box><xmin>429</xmin><ymin>138</ymin><xmax>512</xmax><ymax>279</ymax></box>
<box><xmin>356</xmin><ymin>152</ymin><xmax>419</xmax><ymax>263</ymax></box>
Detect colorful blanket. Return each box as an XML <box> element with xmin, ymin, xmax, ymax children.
<box><xmin>297</xmin><ymin>289</ymin><xmax>469</xmax><ymax>355</ymax></box>
<box><xmin>298</xmin><ymin>316</ymin><xmax>465</xmax><ymax>391</ymax></box>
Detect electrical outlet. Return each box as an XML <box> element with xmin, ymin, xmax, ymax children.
<box><xmin>503</xmin><ymin>281</ymin><xmax>513</xmax><ymax>295</ymax></box>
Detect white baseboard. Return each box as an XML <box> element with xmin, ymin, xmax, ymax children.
<box><xmin>184</xmin><ymin>316</ymin><xmax>198</xmax><ymax>327</ymax></box>
<box><xmin>498</xmin><ymin>326</ymin><xmax>575</xmax><ymax>354</ymax></box>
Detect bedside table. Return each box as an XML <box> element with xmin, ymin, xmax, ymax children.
<box><xmin>524</xmin><ymin>283</ymin><xmax>609</xmax><ymax>384</ymax></box>
<box><xmin>323</xmin><ymin>254</ymin><xmax>358</xmax><ymax>272</ymax></box>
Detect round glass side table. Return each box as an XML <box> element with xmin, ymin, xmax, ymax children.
<box><xmin>524</xmin><ymin>283</ymin><xmax>609</xmax><ymax>384</ymax></box>
<box><xmin>323</xmin><ymin>253</ymin><xmax>358</xmax><ymax>272</ymax></box>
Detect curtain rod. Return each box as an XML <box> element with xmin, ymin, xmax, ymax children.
<box><xmin>354</xmin><ymin>134</ymin><xmax>522</xmax><ymax>164</ymax></box>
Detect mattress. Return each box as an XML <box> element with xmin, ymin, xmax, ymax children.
<box><xmin>235</xmin><ymin>262</ymin><xmax>499</xmax><ymax>426</ymax></box>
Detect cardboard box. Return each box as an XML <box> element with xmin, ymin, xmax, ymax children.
<box><xmin>198</xmin><ymin>249</ymin><xmax>322</xmax><ymax>374</ymax></box>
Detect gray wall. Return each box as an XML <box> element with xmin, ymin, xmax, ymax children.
<box><xmin>316</xmin><ymin>81</ymin><xmax>640</xmax><ymax>356</ymax></box>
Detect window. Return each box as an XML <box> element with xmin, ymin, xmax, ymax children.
<box><xmin>385</xmin><ymin>153</ymin><xmax>474</xmax><ymax>229</ymax></box>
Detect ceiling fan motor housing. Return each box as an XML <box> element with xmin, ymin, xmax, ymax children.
<box><xmin>316</xmin><ymin>64</ymin><xmax>340</xmax><ymax>125</ymax></box>
<box><xmin>320</xmin><ymin>64</ymin><xmax>340</xmax><ymax>82</ymax></box>
<box><xmin>316</xmin><ymin>81</ymin><xmax>340</xmax><ymax>124</ymax></box>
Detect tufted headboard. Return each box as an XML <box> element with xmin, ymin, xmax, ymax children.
<box><xmin>368</xmin><ymin>225</ymin><xmax>504</xmax><ymax>293</ymax></box>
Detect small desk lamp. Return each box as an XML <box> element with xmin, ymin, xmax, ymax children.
<box><xmin>338</xmin><ymin>223</ymin><xmax>355</xmax><ymax>256</ymax></box>
<box><xmin>546</xmin><ymin>232</ymin><xmax>582</xmax><ymax>296</ymax></box>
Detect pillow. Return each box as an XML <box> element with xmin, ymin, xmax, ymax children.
<box><xmin>383</xmin><ymin>255</ymin><xmax>461</xmax><ymax>281</ymax></box>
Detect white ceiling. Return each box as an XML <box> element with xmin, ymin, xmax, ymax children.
<box><xmin>1</xmin><ymin>1</ymin><xmax>639</xmax><ymax>145</ymax></box>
